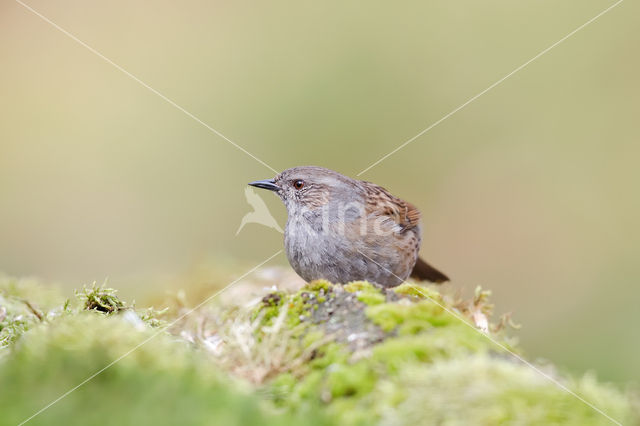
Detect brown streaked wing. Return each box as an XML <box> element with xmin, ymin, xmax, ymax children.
<box><xmin>362</xmin><ymin>181</ymin><xmax>421</xmax><ymax>232</ymax></box>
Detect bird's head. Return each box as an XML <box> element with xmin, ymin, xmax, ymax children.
<box><xmin>248</xmin><ymin>166</ymin><xmax>361</xmax><ymax>213</ymax></box>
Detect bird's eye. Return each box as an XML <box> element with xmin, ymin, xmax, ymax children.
<box><xmin>293</xmin><ymin>179</ymin><xmax>304</xmax><ymax>190</ymax></box>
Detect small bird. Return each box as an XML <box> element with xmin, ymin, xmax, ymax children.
<box><xmin>249</xmin><ymin>166</ymin><xmax>448</xmax><ymax>287</ymax></box>
<box><xmin>236</xmin><ymin>186</ymin><xmax>284</xmax><ymax>235</ymax></box>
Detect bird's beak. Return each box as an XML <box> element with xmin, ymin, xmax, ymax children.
<box><xmin>248</xmin><ymin>179</ymin><xmax>280</xmax><ymax>192</ymax></box>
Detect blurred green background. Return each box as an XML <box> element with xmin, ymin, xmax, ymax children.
<box><xmin>1</xmin><ymin>0</ymin><xmax>638</xmax><ymax>384</ymax></box>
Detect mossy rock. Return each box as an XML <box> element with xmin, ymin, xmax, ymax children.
<box><xmin>0</xmin><ymin>313</ymin><xmax>328</xmax><ymax>426</ymax></box>
<box><xmin>385</xmin><ymin>356</ymin><xmax>636</xmax><ymax>426</ymax></box>
<box><xmin>254</xmin><ymin>281</ymin><xmax>637</xmax><ymax>425</ymax></box>
<box><xmin>1</xmin><ymin>276</ymin><xmax>637</xmax><ymax>426</ymax></box>
<box><xmin>0</xmin><ymin>276</ymin><xmax>67</xmax><ymax>350</ymax></box>
<box><xmin>0</xmin><ymin>275</ymin><xmax>328</xmax><ymax>426</ymax></box>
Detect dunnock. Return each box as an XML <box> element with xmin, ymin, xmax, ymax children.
<box><xmin>249</xmin><ymin>166</ymin><xmax>448</xmax><ymax>287</ymax></box>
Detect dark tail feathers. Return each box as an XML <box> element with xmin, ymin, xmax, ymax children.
<box><xmin>410</xmin><ymin>257</ymin><xmax>449</xmax><ymax>284</ymax></box>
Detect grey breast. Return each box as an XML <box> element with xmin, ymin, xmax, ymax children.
<box><xmin>284</xmin><ymin>199</ymin><xmax>404</xmax><ymax>287</ymax></box>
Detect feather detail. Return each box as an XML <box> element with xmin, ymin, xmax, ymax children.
<box><xmin>363</xmin><ymin>182</ymin><xmax>421</xmax><ymax>232</ymax></box>
<box><xmin>410</xmin><ymin>257</ymin><xmax>449</xmax><ymax>283</ymax></box>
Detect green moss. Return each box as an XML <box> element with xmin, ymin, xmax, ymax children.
<box><xmin>254</xmin><ymin>288</ymin><xmax>310</xmax><ymax>328</ymax></box>
<box><xmin>0</xmin><ymin>277</ymin><xmax>170</xmax><ymax>351</ymax></box>
<box><xmin>0</xmin><ymin>299</ymin><xmax>32</xmax><ymax>349</ymax></box>
<box><xmin>366</xmin><ymin>300</ymin><xmax>456</xmax><ymax>332</ymax></box>
<box><xmin>0</xmin><ymin>314</ymin><xmax>328</xmax><ymax>426</ymax></box>
<box><xmin>0</xmin><ymin>316</ymin><xmax>29</xmax><ymax>349</ymax></box>
<box><xmin>385</xmin><ymin>356</ymin><xmax>637</xmax><ymax>426</ymax></box>
<box><xmin>343</xmin><ymin>281</ymin><xmax>376</xmax><ymax>293</ymax></box>
<box><xmin>75</xmin><ymin>282</ymin><xmax>126</xmax><ymax>314</ymax></box>
<box><xmin>295</xmin><ymin>369</ymin><xmax>325</xmax><ymax>402</ymax></box>
<box><xmin>138</xmin><ymin>306</ymin><xmax>169</xmax><ymax>328</ymax></box>
<box><xmin>0</xmin><ymin>275</ymin><xmax>66</xmax><ymax>308</ymax></box>
<box><xmin>396</xmin><ymin>318</ymin><xmax>433</xmax><ymax>335</ymax></box>
<box><xmin>302</xmin><ymin>330</ymin><xmax>325</xmax><ymax>348</ymax></box>
<box><xmin>372</xmin><ymin>326</ymin><xmax>494</xmax><ymax>371</ymax></box>
<box><xmin>366</xmin><ymin>303</ymin><xmax>404</xmax><ymax>332</ymax></box>
<box><xmin>309</xmin><ymin>343</ymin><xmax>351</xmax><ymax>369</ymax></box>
<box><xmin>0</xmin><ymin>277</ymin><xmax>59</xmax><ymax>349</ymax></box>
<box><xmin>343</xmin><ymin>281</ymin><xmax>385</xmax><ymax>305</ymax></box>
<box><xmin>304</xmin><ymin>280</ymin><xmax>332</xmax><ymax>292</ymax></box>
<box><xmin>254</xmin><ymin>291</ymin><xmax>286</xmax><ymax>323</ymax></box>
<box><xmin>259</xmin><ymin>280</ymin><xmax>638</xmax><ymax>425</ymax></box>
<box><xmin>255</xmin><ymin>281</ymin><xmax>336</xmax><ymax>329</ymax></box>
<box><xmin>271</xmin><ymin>322</ymin><xmax>635</xmax><ymax>425</ymax></box>
<box><xmin>2</xmin><ymin>276</ymin><xmax>636</xmax><ymax>426</ymax></box>
<box><xmin>356</xmin><ymin>291</ymin><xmax>385</xmax><ymax>305</ymax></box>
<box><xmin>393</xmin><ymin>282</ymin><xmax>443</xmax><ymax>301</ymax></box>
<box><xmin>326</xmin><ymin>361</ymin><xmax>377</xmax><ymax>398</ymax></box>
<box><xmin>284</xmin><ymin>292</ymin><xmax>314</xmax><ymax>327</ymax></box>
